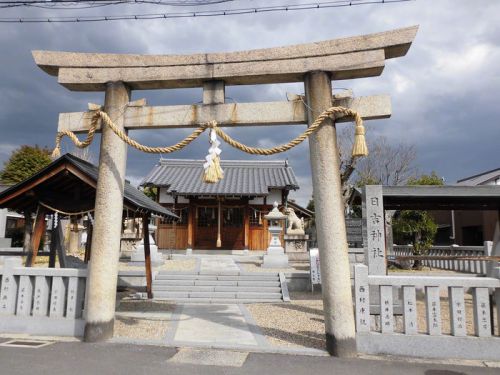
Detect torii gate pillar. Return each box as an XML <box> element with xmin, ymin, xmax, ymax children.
<box><xmin>84</xmin><ymin>82</ymin><xmax>130</xmax><ymax>342</ymax></box>
<box><xmin>306</xmin><ymin>71</ymin><xmax>356</xmax><ymax>357</ymax></box>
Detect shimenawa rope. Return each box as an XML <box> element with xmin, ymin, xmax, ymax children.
<box><xmin>51</xmin><ymin>106</ymin><xmax>368</xmax><ymax>183</ymax></box>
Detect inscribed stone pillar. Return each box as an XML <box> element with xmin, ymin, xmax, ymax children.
<box><xmin>305</xmin><ymin>71</ymin><xmax>356</xmax><ymax>357</ymax></box>
<box><xmin>84</xmin><ymin>82</ymin><xmax>130</xmax><ymax>342</ymax></box>
<box><xmin>362</xmin><ymin>185</ymin><xmax>387</xmax><ymax>275</ymax></box>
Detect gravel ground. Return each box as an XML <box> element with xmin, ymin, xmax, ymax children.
<box><xmin>113</xmin><ymin>296</ymin><xmax>175</xmax><ymax>340</ymax></box>
<box><xmin>247</xmin><ymin>292</ymin><xmax>325</xmax><ymax>350</ymax></box>
<box><xmin>248</xmin><ymin>291</ymin><xmax>498</xmax><ymax>350</ymax></box>
<box><xmin>114</xmin><ymin>316</ymin><xmax>169</xmax><ymax>340</ymax></box>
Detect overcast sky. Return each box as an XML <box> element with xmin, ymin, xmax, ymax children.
<box><xmin>0</xmin><ymin>0</ymin><xmax>499</xmax><ymax>205</ymax></box>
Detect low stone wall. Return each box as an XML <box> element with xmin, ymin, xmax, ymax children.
<box><xmin>0</xmin><ymin>258</ymin><xmax>87</xmax><ymax>337</ymax></box>
<box><xmin>354</xmin><ymin>263</ymin><xmax>500</xmax><ymax>361</ymax></box>
<box><xmin>393</xmin><ymin>243</ymin><xmax>493</xmax><ymax>274</ymax></box>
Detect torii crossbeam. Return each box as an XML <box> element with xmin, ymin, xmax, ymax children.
<box><xmin>33</xmin><ymin>25</ymin><xmax>418</xmax><ymax>357</ymax></box>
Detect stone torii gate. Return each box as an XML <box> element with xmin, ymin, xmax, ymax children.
<box><xmin>33</xmin><ymin>25</ymin><xmax>417</xmax><ymax>357</ymax></box>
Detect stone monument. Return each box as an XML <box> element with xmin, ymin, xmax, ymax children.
<box><xmin>283</xmin><ymin>207</ymin><xmax>309</xmax><ymax>260</ymax></box>
<box><xmin>262</xmin><ymin>202</ymin><xmax>289</xmax><ymax>268</ymax></box>
<box><xmin>130</xmin><ymin>223</ymin><xmax>164</xmax><ymax>266</ymax></box>
<box><xmin>120</xmin><ymin>218</ymin><xmax>141</xmax><ymax>259</ymax></box>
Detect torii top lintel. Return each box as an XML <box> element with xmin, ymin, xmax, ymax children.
<box><xmin>32</xmin><ymin>26</ymin><xmax>418</xmax><ymax>92</ymax></box>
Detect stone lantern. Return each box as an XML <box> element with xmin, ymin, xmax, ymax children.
<box><xmin>262</xmin><ymin>201</ymin><xmax>289</xmax><ymax>268</ymax></box>
<box><xmin>130</xmin><ymin>222</ymin><xmax>164</xmax><ymax>266</ymax></box>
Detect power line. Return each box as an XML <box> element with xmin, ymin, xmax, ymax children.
<box><xmin>0</xmin><ymin>0</ymin><xmax>235</xmax><ymax>4</ymax></box>
<box><xmin>0</xmin><ymin>0</ymin><xmax>236</xmax><ymax>9</ymax></box>
<box><xmin>0</xmin><ymin>0</ymin><xmax>414</xmax><ymax>22</ymax></box>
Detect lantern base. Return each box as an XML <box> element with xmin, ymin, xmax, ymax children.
<box><xmin>262</xmin><ymin>247</ymin><xmax>289</xmax><ymax>268</ymax></box>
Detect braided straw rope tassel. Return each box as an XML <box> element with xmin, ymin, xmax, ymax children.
<box><xmin>203</xmin><ymin>123</ymin><xmax>225</xmax><ymax>183</ymax></box>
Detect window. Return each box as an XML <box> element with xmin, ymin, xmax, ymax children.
<box><xmin>197</xmin><ymin>207</ymin><xmax>218</xmax><ymax>227</ymax></box>
<box><xmin>223</xmin><ymin>207</ymin><xmax>243</xmax><ymax>228</ymax></box>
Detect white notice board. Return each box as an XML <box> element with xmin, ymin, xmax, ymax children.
<box><xmin>309</xmin><ymin>248</ymin><xmax>321</xmax><ymax>291</ymax></box>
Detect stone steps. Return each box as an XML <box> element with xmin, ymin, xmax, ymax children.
<box><xmin>154</xmin><ymin>280</ymin><xmax>281</xmax><ymax>287</ymax></box>
<box><xmin>153</xmin><ymin>291</ymin><xmax>283</xmax><ymax>299</ymax></box>
<box><xmin>153</xmin><ymin>285</ymin><xmax>282</xmax><ymax>293</ymax></box>
<box><xmin>152</xmin><ymin>271</ymin><xmax>289</xmax><ymax>303</ymax></box>
<box><xmin>154</xmin><ymin>298</ymin><xmax>283</xmax><ymax>304</ymax></box>
<box><xmin>155</xmin><ymin>274</ymin><xmax>279</xmax><ymax>281</ymax></box>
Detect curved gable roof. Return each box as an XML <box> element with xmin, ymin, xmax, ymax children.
<box><xmin>0</xmin><ymin>154</ymin><xmax>176</xmax><ymax>218</ymax></box>
<box><xmin>141</xmin><ymin>159</ymin><xmax>299</xmax><ymax>196</ymax></box>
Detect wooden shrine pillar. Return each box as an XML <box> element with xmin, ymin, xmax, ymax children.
<box><xmin>217</xmin><ymin>199</ymin><xmax>222</xmax><ymax>248</ymax></box>
<box><xmin>84</xmin><ymin>82</ymin><xmax>130</xmax><ymax>342</ymax></box>
<box><xmin>305</xmin><ymin>71</ymin><xmax>356</xmax><ymax>357</ymax></box>
<box><xmin>48</xmin><ymin>216</ymin><xmax>67</xmax><ymax>269</ymax></box>
<box><xmin>187</xmin><ymin>204</ymin><xmax>195</xmax><ymax>254</ymax></box>
<box><xmin>143</xmin><ymin>212</ymin><xmax>153</xmax><ymax>299</ymax></box>
<box><xmin>48</xmin><ymin>215</ymin><xmax>57</xmax><ymax>268</ymax></box>
<box><xmin>84</xmin><ymin>220</ymin><xmax>93</xmax><ymax>263</ymax></box>
<box><xmin>25</xmin><ymin>206</ymin><xmax>47</xmax><ymax>267</ymax></box>
<box><xmin>244</xmin><ymin>205</ymin><xmax>250</xmax><ymax>251</ymax></box>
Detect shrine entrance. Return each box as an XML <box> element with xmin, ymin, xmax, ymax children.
<box><xmin>195</xmin><ymin>205</ymin><xmax>245</xmax><ymax>250</ymax></box>
<box><xmin>195</xmin><ymin>206</ymin><xmax>218</xmax><ymax>249</ymax></box>
<box><xmin>33</xmin><ymin>25</ymin><xmax>418</xmax><ymax>356</ymax></box>
<box><xmin>221</xmin><ymin>206</ymin><xmax>244</xmax><ymax>250</ymax></box>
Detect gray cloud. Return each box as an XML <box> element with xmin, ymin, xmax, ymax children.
<box><xmin>0</xmin><ymin>0</ymin><xmax>499</xmax><ymax>205</ymax></box>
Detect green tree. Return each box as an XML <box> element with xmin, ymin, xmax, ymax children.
<box><xmin>0</xmin><ymin>145</ymin><xmax>52</xmax><ymax>184</ymax></box>
<box><xmin>407</xmin><ymin>171</ymin><xmax>443</xmax><ymax>186</ymax></box>
<box><xmin>392</xmin><ymin>172</ymin><xmax>443</xmax><ymax>269</ymax></box>
<box><xmin>306</xmin><ymin>198</ymin><xmax>315</xmax><ymax>227</ymax></box>
<box><xmin>142</xmin><ymin>186</ymin><xmax>158</xmax><ymax>201</ymax></box>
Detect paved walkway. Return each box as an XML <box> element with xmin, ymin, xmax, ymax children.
<box><xmin>163</xmin><ymin>256</ymin><xmax>268</xmax><ymax>349</ymax></box>
<box><xmin>166</xmin><ymin>303</ymin><xmax>269</xmax><ymax>349</ymax></box>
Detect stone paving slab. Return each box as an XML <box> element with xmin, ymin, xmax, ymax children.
<box><xmin>169</xmin><ymin>304</ymin><xmax>263</xmax><ymax>346</ymax></box>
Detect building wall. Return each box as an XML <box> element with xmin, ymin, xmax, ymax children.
<box><xmin>155</xmin><ymin>188</ymin><xmax>287</xmax><ymax>250</ymax></box>
<box><xmin>0</xmin><ymin>208</ymin><xmax>6</xmax><ymax>238</ymax></box>
<box><xmin>430</xmin><ymin>209</ymin><xmax>498</xmax><ymax>246</ymax></box>
<box><xmin>158</xmin><ymin>189</ymin><xmax>189</xmax><ymax>204</ymax></box>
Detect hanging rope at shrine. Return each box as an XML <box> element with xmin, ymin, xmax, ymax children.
<box><xmin>39</xmin><ymin>201</ymin><xmax>95</xmax><ymax>217</ymax></box>
<box><xmin>50</xmin><ymin>105</ymin><xmax>368</xmax><ymax>183</ymax></box>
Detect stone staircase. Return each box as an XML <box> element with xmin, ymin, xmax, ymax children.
<box><xmin>152</xmin><ymin>271</ymin><xmax>290</xmax><ymax>303</ymax></box>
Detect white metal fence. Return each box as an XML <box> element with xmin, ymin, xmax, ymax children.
<box><xmin>354</xmin><ymin>264</ymin><xmax>500</xmax><ymax>360</ymax></box>
<box><xmin>393</xmin><ymin>243</ymin><xmax>492</xmax><ymax>274</ymax></box>
<box><xmin>0</xmin><ymin>258</ymin><xmax>87</xmax><ymax>336</ymax></box>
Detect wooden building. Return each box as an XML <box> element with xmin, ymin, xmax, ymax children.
<box><xmin>0</xmin><ymin>154</ymin><xmax>177</xmax><ymax>266</ymax></box>
<box><xmin>141</xmin><ymin>159</ymin><xmax>299</xmax><ymax>251</ymax></box>
<box><xmin>431</xmin><ymin>168</ymin><xmax>500</xmax><ymax>245</ymax></box>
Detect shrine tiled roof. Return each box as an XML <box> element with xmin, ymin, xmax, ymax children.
<box><xmin>456</xmin><ymin>168</ymin><xmax>500</xmax><ymax>186</ymax></box>
<box><xmin>141</xmin><ymin>159</ymin><xmax>299</xmax><ymax>196</ymax></box>
<box><xmin>0</xmin><ymin>154</ymin><xmax>177</xmax><ymax>218</ymax></box>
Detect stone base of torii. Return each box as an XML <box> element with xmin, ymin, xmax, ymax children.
<box><xmin>32</xmin><ymin>25</ymin><xmax>418</xmax><ymax>357</ymax></box>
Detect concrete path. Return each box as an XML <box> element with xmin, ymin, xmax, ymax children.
<box><xmin>166</xmin><ymin>303</ymin><xmax>268</xmax><ymax>349</ymax></box>
<box><xmin>161</xmin><ymin>256</ymin><xmax>268</xmax><ymax>349</ymax></box>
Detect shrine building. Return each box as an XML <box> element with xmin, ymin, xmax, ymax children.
<box><xmin>141</xmin><ymin>159</ymin><xmax>303</xmax><ymax>251</ymax></box>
